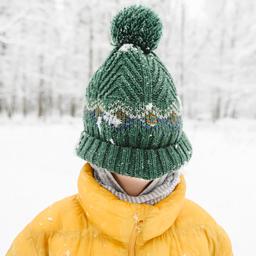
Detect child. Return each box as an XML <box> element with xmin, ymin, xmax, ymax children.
<box><xmin>6</xmin><ymin>4</ymin><xmax>233</xmax><ymax>256</ymax></box>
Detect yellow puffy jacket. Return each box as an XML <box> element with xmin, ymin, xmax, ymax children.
<box><xmin>6</xmin><ymin>162</ymin><xmax>233</xmax><ymax>256</ymax></box>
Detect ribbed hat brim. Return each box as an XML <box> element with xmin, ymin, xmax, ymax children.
<box><xmin>76</xmin><ymin>130</ymin><xmax>192</xmax><ymax>180</ymax></box>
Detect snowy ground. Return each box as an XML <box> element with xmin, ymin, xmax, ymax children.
<box><xmin>1</xmin><ymin>117</ymin><xmax>255</xmax><ymax>255</ymax></box>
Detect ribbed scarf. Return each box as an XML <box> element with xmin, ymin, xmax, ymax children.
<box><xmin>89</xmin><ymin>162</ymin><xmax>181</xmax><ymax>205</ymax></box>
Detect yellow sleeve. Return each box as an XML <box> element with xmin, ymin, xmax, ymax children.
<box><xmin>6</xmin><ymin>223</ymin><xmax>38</xmax><ymax>256</ymax></box>
<box><xmin>6</xmin><ymin>207</ymin><xmax>57</xmax><ymax>256</ymax></box>
<box><xmin>207</xmin><ymin>223</ymin><xmax>234</xmax><ymax>256</ymax></box>
<box><xmin>5</xmin><ymin>196</ymin><xmax>74</xmax><ymax>256</ymax></box>
<box><xmin>215</xmin><ymin>224</ymin><xmax>233</xmax><ymax>256</ymax></box>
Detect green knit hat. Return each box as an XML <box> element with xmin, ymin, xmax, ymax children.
<box><xmin>75</xmin><ymin>4</ymin><xmax>193</xmax><ymax>179</ymax></box>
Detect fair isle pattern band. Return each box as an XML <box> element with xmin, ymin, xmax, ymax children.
<box><xmin>90</xmin><ymin>162</ymin><xmax>181</xmax><ymax>205</ymax></box>
<box><xmin>86</xmin><ymin>96</ymin><xmax>182</xmax><ymax>119</ymax></box>
<box><xmin>85</xmin><ymin>97</ymin><xmax>182</xmax><ymax>131</ymax></box>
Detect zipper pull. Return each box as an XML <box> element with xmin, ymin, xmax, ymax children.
<box><xmin>133</xmin><ymin>212</ymin><xmax>144</xmax><ymax>231</ymax></box>
<box><xmin>128</xmin><ymin>213</ymin><xmax>144</xmax><ymax>256</ymax></box>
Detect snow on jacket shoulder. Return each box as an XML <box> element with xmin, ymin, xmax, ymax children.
<box><xmin>6</xmin><ymin>162</ymin><xmax>233</xmax><ymax>256</ymax></box>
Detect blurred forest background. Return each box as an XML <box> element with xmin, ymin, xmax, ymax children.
<box><xmin>1</xmin><ymin>1</ymin><xmax>256</xmax><ymax>254</ymax></box>
<box><xmin>0</xmin><ymin>0</ymin><xmax>255</xmax><ymax>121</ymax></box>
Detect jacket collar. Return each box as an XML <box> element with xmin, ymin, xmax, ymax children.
<box><xmin>77</xmin><ymin>162</ymin><xmax>186</xmax><ymax>245</ymax></box>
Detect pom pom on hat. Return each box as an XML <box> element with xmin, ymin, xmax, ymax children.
<box><xmin>111</xmin><ymin>4</ymin><xmax>163</xmax><ymax>53</ymax></box>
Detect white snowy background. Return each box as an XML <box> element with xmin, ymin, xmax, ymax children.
<box><xmin>1</xmin><ymin>0</ymin><xmax>256</xmax><ymax>255</ymax></box>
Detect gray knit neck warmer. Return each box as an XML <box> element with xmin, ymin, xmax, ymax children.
<box><xmin>89</xmin><ymin>162</ymin><xmax>181</xmax><ymax>205</ymax></box>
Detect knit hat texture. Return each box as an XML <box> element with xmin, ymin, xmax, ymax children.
<box><xmin>75</xmin><ymin>4</ymin><xmax>193</xmax><ymax>179</ymax></box>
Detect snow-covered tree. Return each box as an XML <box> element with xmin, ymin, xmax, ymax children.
<box><xmin>0</xmin><ymin>0</ymin><xmax>255</xmax><ymax>119</ymax></box>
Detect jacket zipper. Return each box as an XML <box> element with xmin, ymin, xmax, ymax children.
<box><xmin>128</xmin><ymin>218</ymin><xmax>144</xmax><ymax>256</ymax></box>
